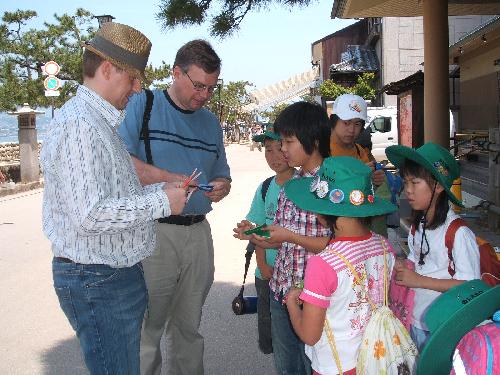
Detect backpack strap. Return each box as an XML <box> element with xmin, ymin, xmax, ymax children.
<box><xmin>261</xmin><ymin>176</ymin><xmax>274</xmax><ymax>201</ymax></box>
<box><xmin>355</xmin><ymin>143</ymin><xmax>362</xmax><ymax>158</ymax></box>
<box><xmin>141</xmin><ymin>89</ymin><xmax>154</xmax><ymax>165</ymax></box>
<box><xmin>445</xmin><ymin>218</ymin><xmax>467</xmax><ymax>277</ymax></box>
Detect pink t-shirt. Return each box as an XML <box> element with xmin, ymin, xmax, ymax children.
<box><xmin>300</xmin><ymin>232</ymin><xmax>395</xmax><ymax>375</ymax></box>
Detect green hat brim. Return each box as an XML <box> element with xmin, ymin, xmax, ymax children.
<box><xmin>417</xmin><ymin>282</ymin><xmax>500</xmax><ymax>375</ymax></box>
<box><xmin>284</xmin><ymin>177</ymin><xmax>397</xmax><ymax>218</ymax></box>
<box><xmin>386</xmin><ymin>145</ymin><xmax>464</xmax><ymax>207</ymax></box>
<box><xmin>252</xmin><ymin>130</ymin><xmax>281</xmax><ymax>143</ymax></box>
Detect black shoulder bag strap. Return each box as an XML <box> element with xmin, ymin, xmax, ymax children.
<box><xmin>141</xmin><ymin>89</ymin><xmax>154</xmax><ymax>165</ymax></box>
<box><xmin>239</xmin><ymin>175</ymin><xmax>274</xmax><ymax>294</ymax></box>
<box><xmin>261</xmin><ymin>176</ymin><xmax>274</xmax><ymax>201</ymax></box>
<box><xmin>238</xmin><ymin>242</ymin><xmax>255</xmax><ymax>296</ymax></box>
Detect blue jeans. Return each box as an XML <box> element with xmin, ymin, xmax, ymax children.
<box><xmin>410</xmin><ymin>324</ymin><xmax>430</xmax><ymax>353</ymax></box>
<box><xmin>255</xmin><ymin>277</ymin><xmax>273</xmax><ymax>354</ymax></box>
<box><xmin>52</xmin><ymin>258</ymin><xmax>147</xmax><ymax>375</ymax></box>
<box><xmin>270</xmin><ymin>294</ymin><xmax>311</xmax><ymax>375</ymax></box>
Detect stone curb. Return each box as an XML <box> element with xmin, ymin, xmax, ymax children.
<box><xmin>0</xmin><ymin>179</ymin><xmax>44</xmax><ymax>198</ymax></box>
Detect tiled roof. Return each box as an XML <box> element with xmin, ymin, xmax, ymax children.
<box><xmin>330</xmin><ymin>45</ymin><xmax>379</xmax><ymax>74</ymax></box>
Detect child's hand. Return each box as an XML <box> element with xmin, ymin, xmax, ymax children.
<box><xmin>233</xmin><ymin>220</ymin><xmax>254</xmax><ymax>240</ymax></box>
<box><xmin>251</xmin><ymin>236</ymin><xmax>282</xmax><ymax>249</ymax></box>
<box><xmin>366</xmin><ymin>161</ymin><xmax>385</xmax><ymax>187</ymax></box>
<box><xmin>266</xmin><ymin>225</ymin><xmax>293</xmax><ymax>243</ymax></box>
<box><xmin>395</xmin><ymin>266</ymin><xmax>422</xmax><ymax>288</ymax></box>
<box><xmin>285</xmin><ymin>287</ymin><xmax>303</xmax><ymax>307</ymax></box>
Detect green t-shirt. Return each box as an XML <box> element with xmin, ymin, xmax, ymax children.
<box><xmin>246</xmin><ymin>177</ymin><xmax>281</xmax><ymax>279</ymax></box>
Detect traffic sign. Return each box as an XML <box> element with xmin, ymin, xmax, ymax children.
<box><xmin>44</xmin><ymin>76</ymin><xmax>61</xmax><ymax>91</ymax></box>
<box><xmin>43</xmin><ymin>61</ymin><xmax>60</xmax><ymax>76</ymax></box>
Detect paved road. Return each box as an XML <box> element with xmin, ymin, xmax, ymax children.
<box><xmin>0</xmin><ymin>144</ymin><xmax>275</xmax><ymax>375</ymax></box>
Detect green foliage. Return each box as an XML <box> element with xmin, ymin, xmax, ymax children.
<box><xmin>261</xmin><ymin>102</ymin><xmax>288</xmax><ymax>123</ymax></box>
<box><xmin>353</xmin><ymin>72</ymin><xmax>376</xmax><ymax>101</ymax></box>
<box><xmin>319</xmin><ymin>72</ymin><xmax>376</xmax><ymax>102</ymax></box>
<box><xmin>319</xmin><ymin>79</ymin><xmax>350</xmax><ymax>100</ymax></box>
<box><xmin>0</xmin><ymin>9</ymin><xmax>172</xmax><ymax>111</ymax></box>
<box><xmin>0</xmin><ymin>9</ymin><xmax>95</xmax><ymax>110</ymax></box>
<box><xmin>299</xmin><ymin>93</ymin><xmax>316</xmax><ymax>103</ymax></box>
<box><xmin>144</xmin><ymin>61</ymin><xmax>172</xmax><ymax>90</ymax></box>
<box><xmin>206</xmin><ymin>80</ymin><xmax>254</xmax><ymax>126</ymax></box>
<box><xmin>156</xmin><ymin>0</ymin><xmax>313</xmax><ymax>38</ymax></box>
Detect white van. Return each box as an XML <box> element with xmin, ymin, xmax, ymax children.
<box><xmin>363</xmin><ymin>107</ymin><xmax>456</xmax><ymax>162</ymax></box>
<box><xmin>365</xmin><ymin>106</ymin><xmax>398</xmax><ymax>162</ymax></box>
<box><xmin>327</xmin><ymin>101</ymin><xmax>456</xmax><ymax>162</ymax></box>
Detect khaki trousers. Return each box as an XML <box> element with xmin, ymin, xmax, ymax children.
<box><xmin>140</xmin><ymin>220</ymin><xmax>214</xmax><ymax>375</ymax></box>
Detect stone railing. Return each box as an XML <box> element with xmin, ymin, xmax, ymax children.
<box><xmin>0</xmin><ymin>142</ymin><xmax>42</xmax><ymax>162</ymax></box>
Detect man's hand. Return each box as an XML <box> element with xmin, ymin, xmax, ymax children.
<box><xmin>163</xmin><ymin>184</ymin><xmax>188</xmax><ymax>215</ymax></box>
<box><xmin>205</xmin><ymin>178</ymin><xmax>231</xmax><ymax>202</ymax></box>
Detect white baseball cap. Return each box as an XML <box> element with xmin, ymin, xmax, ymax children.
<box><xmin>332</xmin><ymin>94</ymin><xmax>367</xmax><ymax>121</ymax></box>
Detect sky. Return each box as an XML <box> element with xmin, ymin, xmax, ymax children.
<box><xmin>3</xmin><ymin>1</ymin><xmax>355</xmax><ymax>91</ymax></box>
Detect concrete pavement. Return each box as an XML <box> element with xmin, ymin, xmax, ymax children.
<box><xmin>0</xmin><ymin>143</ymin><xmax>275</xmax><ymax>375</ymax></box>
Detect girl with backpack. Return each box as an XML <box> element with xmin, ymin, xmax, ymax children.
<box><xmin>285</xmin><ymin>156</ymin><xmax>400</xmax><ymax>375</ymax></box>
<box><xmin>385</xmin><ymin>142</ymin><xmax>480</xmax><ymax>351</ymax></box>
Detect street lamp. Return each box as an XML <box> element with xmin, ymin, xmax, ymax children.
<box><xmin>94</xmin><ymin>15</ymin><xmax>115</xmax><ymax>28</ymax></box>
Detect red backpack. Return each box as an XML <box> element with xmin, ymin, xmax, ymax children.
<box><xmin>411</xmin><ymin>218</ymin><xmax>500</xmax><ymax>286</ymax></box>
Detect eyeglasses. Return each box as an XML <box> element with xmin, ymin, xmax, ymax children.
<box><xmin>183</xmin><ymin>71</ymin><xmax>218</xmax><ymax>94</ymax></box>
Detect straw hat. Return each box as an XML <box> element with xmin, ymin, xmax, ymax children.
<box><xmin>284</xmin><ymin>156</ymin><xmax>396</xmax><ymax>218</ymax></box>
<box><xmin>82</xmin><ymin>22</ymin><xmax>151</xmax><ymax>81</ymax></box>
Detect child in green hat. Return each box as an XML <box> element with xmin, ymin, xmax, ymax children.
<box><xmin>284</xmin><ymin>156</ymin><xmax>397</xmax><ymax>375</ymax></box>
<box><xmin>233</xmin><ymin>126</ymin><xmax>295</xmax><ymax>354</ymax></box>
<box><xmin>385</xmin><ymin>142</ymin><xmax>480</xmax><ymax>351</ymax></box>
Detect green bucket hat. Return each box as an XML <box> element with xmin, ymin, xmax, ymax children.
<box><xmin>284</xmin><ymin>156</ymin><xmax>397</xmax><ymax>217</ymax></box>
<box><xmin>252</xmin><ymin>125</ymin><xmax>281</xmax><ymax>143</ymax></box>
<box><xmin>385</xmin><ymin>142</ymin><xmax>463</xmax><ymax>207</ymax></box>
<box><xmin>417</xmin><ymin>280</ymin><xmax>500</xmax><ymax>375</ymax></box>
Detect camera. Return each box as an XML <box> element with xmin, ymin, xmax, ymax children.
<box><xmin>232</xmin><ymin>294</ymin><xmax>258</xmax><ymax>315</ymax></box>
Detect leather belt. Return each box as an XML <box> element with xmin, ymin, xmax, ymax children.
<box><xmin>55</xmin><ymin>257</ymin><xmax>74</xmax><ymax>263</ymax></box>
<box><xmin>158</xmin><ymin>215</ymin><xmax>205</xmax><ymax>226</ymax></box>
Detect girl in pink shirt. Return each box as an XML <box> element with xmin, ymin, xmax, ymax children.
<box><xmin>284</xmin><ymin>156</ymin><xmax>397</xmax><ymax>375</ymax></box>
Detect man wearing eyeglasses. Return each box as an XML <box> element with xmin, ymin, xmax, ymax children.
<box><xmin>119</xmin><ymin>39</ymin><xmax>231</xmax><ymax>375</ymax></box>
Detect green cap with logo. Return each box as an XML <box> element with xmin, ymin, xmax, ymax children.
<box><xmin>252</xmin><ymin>124</ymin><xmax>281</xmax><ymax>143</ymax></box>
<box><xmin>385</xmin><ymin>142</ymin><xmax>463</xmax><ymax>207</ymax></box>
<box><xmin>417</xmin><ymin>280</ymin><xmax>500</xmax><ymax>375</ymax></box>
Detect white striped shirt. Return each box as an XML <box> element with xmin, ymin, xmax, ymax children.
<box><xmin>41</xmin><ymin>85</ymin><xmax>171</xmax><ymax>267</ymax></box>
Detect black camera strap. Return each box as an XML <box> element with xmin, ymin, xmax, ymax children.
<box><xmin>238</xmin><ymin>242</ymin><xmax>255</xmax><ymax>297</ymax></box>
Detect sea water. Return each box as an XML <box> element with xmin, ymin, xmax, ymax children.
<box><xmin>0</xmin><ymin>111</ymin><xmax>52</xmax><ymax>144</ymax></box>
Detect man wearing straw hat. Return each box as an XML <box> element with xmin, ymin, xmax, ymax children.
<box><xmin>119</xmin><ymin>39</ymin><xmax>231</xmax><ymax>375</ymax></box>
<box><xmin>40</xmin><ymin>22</ymin><xmax>187</xmax><ymax>375</ymax></box>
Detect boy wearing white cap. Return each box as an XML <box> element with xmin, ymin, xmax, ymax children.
<box><xmin>330</xmin><ymin>94</ymin><xmax>391</xmax><ymax>237</ymax></box>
